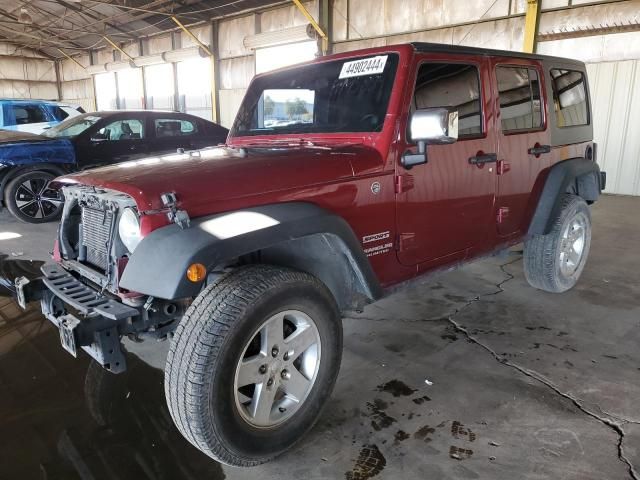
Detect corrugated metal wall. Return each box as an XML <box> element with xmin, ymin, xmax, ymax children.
<box><xmin>587</xmin><ymin>61</ymin><xmax>640</xmax><ymax>196</ymax></box>
<box><xmin>0</xmin><ymin>45</ymin><xmax>58</xmax><ymax>100</ymax></box>
<box><xmin>59</xmin><ymin>53</ymin><xmax>95</xmax><ymax>112</ymax></box>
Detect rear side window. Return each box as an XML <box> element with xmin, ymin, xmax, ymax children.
<box><xmin>6</xmin><ymin>104</ymin><xmax>47</xmax><ymax>126</ymax></box>
<box><xmin>154</xmin><ymin>119</ymin><xmax>198</xmax><ymax>137</ymax></box>
<box><xmin>496</xmin><ymin>66</ymin><xmax>543</xmax><ymax>133</ymax></box>
<box><xmin>550</xmin><ymin>69</ymin><xmax>589</xmax><ymax>127</ymax></box>
<box><xmin>50</xmin><ymin>106</ymin><xmax>69</xmax><ymax>121</ymax></box>
<box><xmin>413</xmin><ymin>63</ymin><xmax>482</xmax><ymax>138</ymax></box>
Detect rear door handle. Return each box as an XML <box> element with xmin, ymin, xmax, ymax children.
<box><xmin>528</xmin><ymin>144</ymin><xmax>551</xmax><ymax>155</ymax></box>
<box><xmin>468</xmin><ymin>153</ymin><xmax>497</xmax><ymax>165</ymax></box>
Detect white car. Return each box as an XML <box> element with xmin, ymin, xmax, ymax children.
<box><xmin>0</xmin><ymin>99</ymin><xmax>85</xmax><ymax>134</ymax></box>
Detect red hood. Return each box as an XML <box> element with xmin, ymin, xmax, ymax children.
<box><xmin>58</xmin><ymin>143</ymin><xmax>383</xmax><ymax>216</ymax></box>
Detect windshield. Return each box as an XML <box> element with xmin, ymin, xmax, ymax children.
<box><xmin>42</xmin><ymin>114</ymin><xmax>102</xmax><ymax>138</ymax></box>
<box><xmin>231</xmin><ymin>53</ymin><xmax>399</xmax><ymax>137</ymax></box>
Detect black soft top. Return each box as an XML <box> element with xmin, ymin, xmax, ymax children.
<box><xmin>411</xmin><ymin>42</ymin><xmax>585</xmax><ymax>67</ymax></box>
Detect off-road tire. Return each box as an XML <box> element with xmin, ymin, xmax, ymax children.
<box><xmin>524</xmin><ymin>194</ymin><xmax>591</xmax><ymax>293</ymax></box>
<box><xmin>164</xmin><ymin>265</ymin><xmax>342</xmax><ymax>466</ymax></box>
<box><xmin>5</xmin><ymin>170</ymin><xmax>63</xmax><ymax>223</ymax></box>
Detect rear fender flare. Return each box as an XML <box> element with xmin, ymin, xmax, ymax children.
<box><xmin>528</xmin><ymin>158</ymin><xmax>602</xmax><ymax>236</ymax></box>
<box><xmin>119</xmin><ymin>202</ymin><xmax>383</xmax><ymax>309</ymax></box>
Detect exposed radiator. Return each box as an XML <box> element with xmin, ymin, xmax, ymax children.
<box><xmin>81</xmin><ymin>207</ymin><xmax>114</xmax><ymax>270</ymax></box>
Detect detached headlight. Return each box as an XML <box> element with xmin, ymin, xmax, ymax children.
<box><xmin>118</xmin><ymin>208</ymin><xmax>142</xmax><ymax>253</ymax></box>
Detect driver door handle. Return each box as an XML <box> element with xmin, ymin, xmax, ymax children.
<box><xmin>468</xmin><ymin>153</ymin><xmax>497</xmax><ymax>165</ymax></box>
<box><xmin>528</xmin><ymin>144</ymin><xmax>551</xmax><ymax>155</ymax></box>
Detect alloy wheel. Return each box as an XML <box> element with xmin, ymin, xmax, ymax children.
<box><xmin>233</xmin><ymin>309</ymin><xmax>321</xmax><ymax>428</ymax></box>
<box><xmin>559</xmin><ymin>211</ymin><xmax>588</xmax><ymax>277</ymax></box>
<box><xmin>14</xmin><ymin>176</ymin><xmax>63</xmax><ymax>220</ymax></box>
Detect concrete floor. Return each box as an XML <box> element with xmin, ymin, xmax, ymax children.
<box><xmin>0</xmin><ymin>195</ymin><xmax>638</xmax><ymax>479</ymax></box>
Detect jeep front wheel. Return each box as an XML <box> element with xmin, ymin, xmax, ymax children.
<box><xmin>524</xmin><ymin>194</ymin><xmax>592</xmax><ymax>293</ymax></box>
<box><xmin>164</xmin><ymin>265</ymin><xmax>342</xmax><ymax>466</ymax></box>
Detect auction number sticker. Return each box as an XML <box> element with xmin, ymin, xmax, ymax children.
<box><xmin>339</xmin><ymin>55</ymin><xmax>388</xmax><ymax>79</ymax></box>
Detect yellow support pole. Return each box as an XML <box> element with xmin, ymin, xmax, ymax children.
<box><xmin>103</xmin><ymin>36</ymin><xmax>135</xmax><ymax>62</ymax></box>
<box><xmin>171</xmin><ymin>16</ymin><xmax>214</xmax><ymax>57</ymax></box>
<box><xmin>57</xmin><ymin>48</ymin><xmax>86</xmax><ymax>70</ymax></box>
<box><xmin>171</xmin><ymin>16</ymin><xmax>218</xmax><ymax>122</ymax></box>
<box><xmin>292</xmin><ymin>0</ymin><xmax>329</xmax><ymax>55</ymax></box>
<box><xmin>523</xmin><ymin>0</ymin><xmax>540</xmax><ymax>53</ymax></box>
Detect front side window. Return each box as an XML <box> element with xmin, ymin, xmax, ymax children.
<box><xmin>550</xmin><ymin>69</ymin><xmax>589</xmax><ymax>127</ymax></box>
<box><xmin>92</xmin><ymin>119</ymin><xmax>144</xmax><ymax>141</ymax></box>
<box><xmin>496</xmin><ymin>66</ymin><xmax>543</xmax><ymax>133</ymax></box>
<box><xmin>154</xmin><ymin>119</ymin><xmax>198</xmax><ymax>137</ymax></box>
<box><xmin>7</xmin><ymin>104</ymin><xmax>47</xmax><ymax>126</ymax></box>
<box><xmin>412</xmin><ymin>63</ymin><xmax>483</xmax><ymax>138</ymax></box>
<box><xmin>232</xmin><ymin>54</ymin><xmax>399</xmax><ymax>136</ymax></box>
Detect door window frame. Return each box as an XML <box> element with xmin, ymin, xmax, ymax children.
<box><xmin>90</xmin><ymin>118</ymin><xmax>146</xmax><ymax>142</ymax></box>
<box><xmin>404</xmin><ymin>57</ymin><xmax>488</xmax><ymax>144</ymax></box>
<box><xmin>494</xmin><ymin>62</ymin><xmax>547</xmax><ymax>136</ymax></box>
<box><xmin>152</xmin><ymin>117</ymin><xmax>199</xmax><ymax>139</ymax></box>
<box><xmin>549</xmin><ymin>68</ymin><xmax>590</xmax><ymax>128</ymax></box>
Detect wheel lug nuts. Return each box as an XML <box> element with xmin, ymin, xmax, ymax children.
<box><xmin>283</xmin><ymin>352</ymin><xmax>289</xmax><ymax>361</ymax></box>
<box><xmin>267</xmin><ymin>378</ymin><xmax>274</xmax><ymax>386</ymax></box>
<box><xmin>271</xmin><ymin>346</ymin><xmax>279</xmax><ymax>357</ymax></box>
<box><xmin>259</xmin><ymin>364</ymin><xmax>267</xmax><ymax>374</ymax></box>
<box><xmin>281</xmin><ymin>369</ymin><xmax>290</xmax><ymax>380</ymax></box>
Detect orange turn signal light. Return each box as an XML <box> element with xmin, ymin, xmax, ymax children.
<box><xmin>186</xmin><ymin>263</ymin><xmax>206</xmax><ymax>282</ymax></box>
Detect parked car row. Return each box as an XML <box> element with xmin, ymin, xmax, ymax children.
<box><xmin>0</xmin><ymin>104</ymin><xmax>229</xmax><ymax>222</ymax></box>
<box><xmin>0</xmin><ymin>99</ymin><xmax>85</xmax><ymax>134</ymax></box>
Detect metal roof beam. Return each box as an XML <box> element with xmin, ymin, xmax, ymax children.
<box><xmin>54</xmin><ymin>0</ymin><xmax>139</xmax><ymax>39</ymax></box>
<box><xmin>0</xmin><ymin>5</ymin><xmax>88</xmax><ymax>50</ymax></box>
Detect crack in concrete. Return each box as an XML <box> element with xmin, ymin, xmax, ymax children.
<box><xmin>593</xmin><ymin>405</ymin><xmax>640</xmax><ymax>426</ymax></box>
<box><xmin>446</xmin><ymin>259</ymin><xmax>639</xmax><ymax>480</ymax></box>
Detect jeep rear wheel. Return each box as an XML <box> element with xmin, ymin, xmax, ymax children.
<box><xmin>164</xmin><ymin>265</ymin><xmax>342</xmax><ymax>466</ymax></box>
<box><xmin>524</xmin><ymin>194</ymin><xmax>592</xmax><ymax>293</ymax></box>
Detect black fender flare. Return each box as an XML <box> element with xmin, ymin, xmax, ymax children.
<box><xmin>0</xmin><ymin>163</ymin><xmax>69</xmax><ymax>202</ymax></box>
<box><xmin>120</xmin><ymin>202</ymin><xmax>383</xmax><ymax>308</ymax></box>
<box><xmin>528</xmin><ymin>158</ymin><xmax>602</xmax><ymax>236</ymax></box>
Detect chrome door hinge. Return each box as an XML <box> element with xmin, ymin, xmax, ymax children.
<box><xmin>497</xmin><ymin>207</ymin><xmax>510</xmax><ymax>224</ymax></box>
<box><xmin>395</xmin><ymin>174</ymin><xmax>415</xmax><ymax>194</ymax></box>
<box><xmin>497</xmin><ymin>160</ymin><xmax>511</xmax><ymax>175</ymax></box>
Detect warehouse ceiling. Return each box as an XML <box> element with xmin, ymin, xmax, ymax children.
<box><xmin>0</xmin><ymin>0</ymin><xmax>282</xmax><ymax>59</ymax></box>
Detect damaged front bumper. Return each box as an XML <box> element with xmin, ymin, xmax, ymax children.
<box><xmin>17</xmin><ymin>263</ymin><xmax>186</xmax><ymax>373</ymax></box>
<box><xmin>17</xmin><ymin>263</ymin><xmax>139</xmax><ymax>373</ymax></box>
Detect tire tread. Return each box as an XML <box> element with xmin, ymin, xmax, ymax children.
<box><xmin>165</xmin><ymin>265</ymin><xmax>337</xmax><ymax>466</ymax></box>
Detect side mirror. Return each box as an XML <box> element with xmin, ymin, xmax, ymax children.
<box><xmin>402</xmin><ymin>108</ymin><xmax>459</xmax><ymax>168</ymax></box>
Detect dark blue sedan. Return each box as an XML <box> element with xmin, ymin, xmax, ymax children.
<box><xmin>0</xmin><ymin>111</ymin><xmax>228</xmax><ymax>223</ymax></box>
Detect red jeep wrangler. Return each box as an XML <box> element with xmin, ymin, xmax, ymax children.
<box><xmin>17</xmin><ymin>43</ymin><xmax>605</xmax><ymax>466</ymax></box>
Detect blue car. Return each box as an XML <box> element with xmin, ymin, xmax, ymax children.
<box><xmin>0</xmin><ymin>110</ymin><xmax>228</xmax><ymax>223</ymax></box>
<box><xmin>0</xmin><ymin>99</ymin><xmax>85</xmax><ymax>134</ymax></box>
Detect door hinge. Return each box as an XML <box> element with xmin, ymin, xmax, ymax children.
<box><xmin>396</xmin><ymin>233</ymin><xmax>416</xmax><ymax>251</ymax></box>
<box><xmin>497</xmin><ymin>207</ymin><xmax>510</xmax><ymax>224</ymax></box>
<box><xmin>497</xmin><ymin>160</ymin><xmax>511</xmax><ymax>175</ymax></box>
<box><xmin>395</xmin><ymin>174</ymin><xmax>415</xmax><ymax>194</ymax></box>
